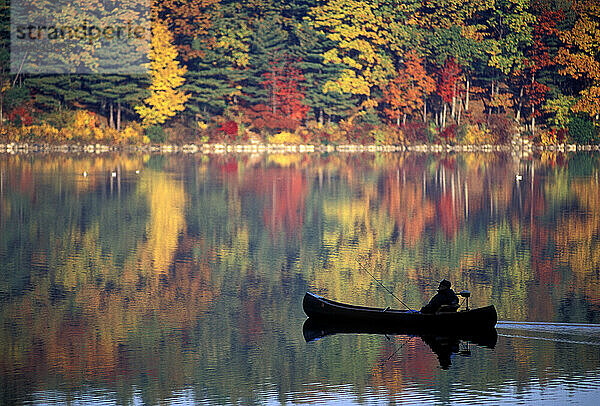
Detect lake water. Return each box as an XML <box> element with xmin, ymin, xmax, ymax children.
<box><xmin>1</xmin><ymin>152</ymin><xmax>600</xmax><ymax>405</ymax></box>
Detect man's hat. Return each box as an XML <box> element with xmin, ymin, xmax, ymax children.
<box><xmin>438</xmin><ymin>279</ymin><xmax>451</xmax><ymax>290</ymax></box>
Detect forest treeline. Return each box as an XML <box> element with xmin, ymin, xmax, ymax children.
<box><xmin>1</xmin><ymin>0</ymin><xmax>600</xmax><ymax>145</ymax></box>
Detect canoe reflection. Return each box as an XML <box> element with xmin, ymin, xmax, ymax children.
<box><xmin>303</xmin><ymin>318</ymin><xmax>497</xmax><ymax>369</ymax></box>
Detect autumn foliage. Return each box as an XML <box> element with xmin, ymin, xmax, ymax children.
<box><xmin>262</xmin><ymin>61</ymin><xmax>309</xmax><ymax>121</ymax></box>
<box><xmin>383</xmin><ymin>51</ymin><xmax>435</xmax><ymax>126</ymax></box>
<box><xmin>437</xmin><ymin>58</ymin><xmax>462</xmax><ymax>105</ymax></box>
<box><xmin>4</xmin><ymin>0</ymin><xmax>600</xmax><ymax>144</ymax></box>
<box><xmin>244</xmin><ymin>59</ymin><xmax>309</xmax><ymax>130</ymax></box>
<box><xmin>135</xmin><ymin>22</ymin><xmax>190</xmax><ymax>128</ymax></box>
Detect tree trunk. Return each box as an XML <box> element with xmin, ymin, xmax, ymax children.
<box><xmin>117</xmin><ymin>101</ymin><xmax>121</xmax><ymax>131</ymax></box>
<box><xmin>457</xmin><ymin>98</ymin><xmax>463</xmax><ymax>125</ymax></box>
<box><xmin>487</xmin><ymin>80</ymin><xmax>494</xmax><ymax>122</ymax></box>
<box><xmin>531</xmin><ymin>105</ymin><xmax>535</xmax><ymax>135</ymax></box>
<box><xmin>451</xmin><ymin>82</ymin><xmax>456</xmax><ymax>119</ymax></box>
<box><xmin>516</xmin><ymin>86</ymin><xmax>523</xmax><ymax>123</ymax></box>
<box><xmin>397</xmin><ymin>113</ymin><xmax>400</xmax><ymax>127</ymax></box>
<box><xmin>109</xmin><ymin>103</ymin><xmax>114</xmax><ymax>129</ymax></box>
<box><xmin>465</xmin><ymin>78</ymin><xmax>470</xmax><ymax>111</ymax></box>
<box><xmin>529</xmin><ymin>73</ymin><xmax>535</xmax><ymax>135</ymax></box>
<box><xmin>443</xmin><ymin>103</ymin><xmax>447</xmax><ymax>128</ymax></box>
<box><xmin>403</xmin><ymin>113</ymin><xmax>406</xmax><ymax>126</ymax></box>
<box><xmin>423</xmin><ymin>98</ymin><xmax>427</xmax><ymax>122</ymax></box>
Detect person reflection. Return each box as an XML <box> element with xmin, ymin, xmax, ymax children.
<box><xmin>420</xmin><ymin>334</ymin><xmax>461</xmax><ymax>369</ymax></box>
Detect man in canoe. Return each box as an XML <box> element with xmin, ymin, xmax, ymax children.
<box><xmin>420</xmin><ymin>279</ymin><xmax>459</xmax><ymax>314</ymax></box>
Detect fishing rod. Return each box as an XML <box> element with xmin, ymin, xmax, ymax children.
<box><xmin>356</xmin><ymin>259</ymin><xmax>413</xmax><ymax>311</ymax></box>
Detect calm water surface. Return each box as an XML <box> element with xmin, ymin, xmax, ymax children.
<box><xmin>1</xmin><ymin>152</ymin><xmax>600</xmax><ymax>405</ymax></box>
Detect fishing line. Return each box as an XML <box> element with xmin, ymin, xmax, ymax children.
<box><xmin>379</xmin><ymin>336</ymin><xmax>415</xmax><ymax>367</ymax></box>
<box><xmin>356</xmin><ymin>258</ymin><xmax>413</xmax><ymax>311</ymax></box>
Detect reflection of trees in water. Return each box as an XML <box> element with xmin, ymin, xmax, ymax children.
<box><xmin>1</xmin><ymin>153</ymin><xmax>600</xmax><ymax>403</ymax></box>
<box><xmin>0</xmin><ymin>160</ymin><xmax>220</xmax><ymax>403</ymax></box>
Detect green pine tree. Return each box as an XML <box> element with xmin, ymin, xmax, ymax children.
<box><xmin>25</xmin><ymin>75</ymin><xmax>91</xmax><ymax>111</ymax></box>
<box><xmin>184</xmin><ymin>8</ymin><xmax>250</xmax><ymax>121</ymax></box>
<box><xmin>241</xmin><ymin>17</ymin><xmax>289</xmax><ymax>109</ymax></box>
<box><xmin>295</xmin><ymin>23</ymin><xmax>357</xmax><ymax>124</ymax></box>
<box><xmin>88</xmin><ymin>75</ymin><xmax>148</xmax><ymax>130</ymax></box>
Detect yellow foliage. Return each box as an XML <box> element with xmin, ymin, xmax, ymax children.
<box><xmin>461</xmin><ymin>124</ymin><xmax>488</xmax><ymax>145</ymax></box>
<box><xmin>5</xmin><ymin>109</ymin><xmax>149</xmax><ymax>144</ymax></box>
<box><xmin>73</xmin><ymin>110</ymin><xmax>98</xmax><ymax>128</ymax></box>
<box><xmin>267</xmin><ymin>131</ymin><xmax>304</xmax><ymax>144</ymax></box>
<box><xmin>539</xmin><ymin>129</ymin><xmax>560</xmax><ymax>146</ymax></box>
<box><xmin>118</xmin><ymin>123</ymin><xmax>145</xmax><ymax>145</ymax></box>
<box><xmin>557</xmin><ymin>2</ymin><xmax>600</xmax><ymax>118</ymax></box>
<box><xmin>67</xmin><ymin>110</ymin><xmax>114</xmax><ymax>143</ymax></box>
<box><xmin>325</xmin><ymin>128</ymin><xmax>348</xmax><ymax>143</ymax></box>
<box><xmin>310</xmin><ymin>0</ymin><xmax>398</xmax><ymax>99</ymax></box>
<box><xmin>371</xmin><ymin>128</ymin><xmax>404</xmax><ymax>145</ymax></box>
<box><xmin>489</xmin><ymin>92</ymin><xmax>514</xmax><ymax>109</ymax></box>
<box><xmin>136</xmin><ymin>22</ymin><xmax>189</xmax><ymax>127</ymax></box>
<box><xmin>571</xmin><ymin>85</ymin><xmax>600</xmax><ymax>117</ymax></box>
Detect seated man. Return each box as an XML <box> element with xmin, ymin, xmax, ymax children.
<box><xmin>420</xmin><ymin>279</ymin><xmax>459</xmax><ymax>314</ymax></box>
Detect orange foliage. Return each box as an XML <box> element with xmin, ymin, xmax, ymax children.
<box><xmin>383</xmin><ymin>51</ymin><xmax>435</xmax><ymax>125</ymax></box>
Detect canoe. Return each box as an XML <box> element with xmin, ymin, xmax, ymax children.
<box><xmin>302</xmin><ymin>292</ymin><xmax>497</xmax><ymax>332</ymax></box>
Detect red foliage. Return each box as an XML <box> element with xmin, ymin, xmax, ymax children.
<box><xmin>527</xmin><ymin>7</ymin><xmax>563</xmax><ymax>71</ymax></box>
<box><xmin>401</xmin><ymin>121</ymin><xmax>428</xmax><ymax>142</ymax></box>
<box><xmin>263</xmin><ymin>171</ymin><xmax>306</xmax><ymax>237</ymax></box>
<box><xmin>383</xmin><ymin>51</ymin><xmax>435</xmax><ymax>124</ymax></box>
<box><xmin>239</xmin><ymin>296</ymin><xmax>263</xmax><ymax>344</ymax></box>
<box><xmin>440</xmin><ymin>157</ymin><xmax>456</xmax><ymax>170</ymax></box>
<box><xmin>8</xmin><ymin>106</ymin><xmax>34</xmax><ymax>126</ymax></box>
<box><xmin>218</xmin><ymin>120</ymin><xmax>238</xmax><ymax>136</ymax></box>
<box><xmin>488</xmin><ymin>115</ymin><xmax>515</xmax><ymax>144</ymax></box>
<box><xmin>437</xmin><ymin>58</ymin><xmax>462</xmax><ymax>104</ymax></box>
<box><xmin>242</xmin><ymin>104</ymin><xmax>300</xmax><ymax>131</ymax></box>
<box><xmin>439</xmin><ymin>124</ymin><xmax>457</xmax><ymax>141</ymax></box>
<box><xmin>545</xmin><ymin>128</ymin><xmax>568</xmax><ymax>144</ymax></box>
<box><xmin>262</xmin><ymin>60</ymin><xmax>309</xmax><ymax>122</ymax></box>
<box><xmin>346</xmin><ymin>123</ymin><xmax>376</xmax><ymax>144</ymax></box>
<box><xmin>242</xmin><ymin>58</ymin><xmax>309</xmax><ymax>131</ymax></box>
<box><xmin>523</xmin><ymin>80</ymin><xmax>550</xmax><ymax>117</ymax></box>
<box><xmin>520</xmin><ymin>7</ymin><xmax>564</xmax><ymax>117</ymax></box>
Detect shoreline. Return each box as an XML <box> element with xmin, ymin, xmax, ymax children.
<box><xmin>0</xmin><ymin>141</ymin><xmax>597</xmax><ymax>155</ymax></box>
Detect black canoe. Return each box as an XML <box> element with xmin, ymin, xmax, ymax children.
<box><xmin>303</xmin><ymin>292</ymin><xmax>497</xmax><ymax>331</ymax></box>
